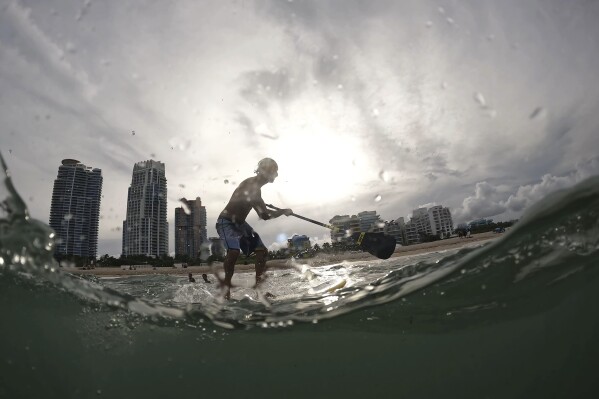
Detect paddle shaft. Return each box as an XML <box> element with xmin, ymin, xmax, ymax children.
<box><xmin>266</xmin><ymin>204</ymin><xmax>335</xmax><ymax>230</ymax></box>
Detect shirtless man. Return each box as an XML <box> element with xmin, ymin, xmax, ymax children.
<box><xmin>215</xmin><ymin>158</ymin><xmax>292</xmax><ymax>299</ymax></box>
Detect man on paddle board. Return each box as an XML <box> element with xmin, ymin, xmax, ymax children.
<box><xmin>216</xmin><ymin>158</ymin><xmax>292</xmax><ymax>299</ymax></box>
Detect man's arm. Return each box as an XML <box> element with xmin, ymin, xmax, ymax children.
<box><xmin>266</xmin><ymin>207</ymin><xmax>293</xmax><ymax>219</ymax></box>
<box><xmin>253</xmin><ymin>197</ymin><xmax>292</xmax><ymax>220</ymax></box>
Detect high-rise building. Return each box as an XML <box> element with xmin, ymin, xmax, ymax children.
<box><xmin>49</xmin><ymin>159</ymin><xmax>102</xmax><ymax>260</ymax></box>
<box><xmin>405</xmin><ymin>208</ymin><xmax>433</xmax><ymax>244</ymax></box>
<box><xmin>357</xmin><ymin>210</ymin><xmax>384</xmax><ymax>233</ymax></box>
<box><xmin>428</xmin><ymin>205</ymin><xmax>454</xmax><ymax>238</ymax></box>
<box><xmin>329</xmin><ymin>214</ymin><xmax>360</xmax><ymax>242</ymax></box>
<box><xmin>384</xmin><ymin>217</ymin><xmax>407</xmax><ymax>246</ymax></box>
<box><xmin>122</xmin><ymin>160</ymin><xmax>168</xmax><ymax>257</ymax></box>
<box><xmin>330</xmin><ymin>211</ymin><xmax>386</xmax><ymax>243</ymax></box>
<box><xmin>175</xmin><ymin>197</ymin><xmax>207</xmax><ymax>258</ymax></box>
<box><xmin>405</xmin><ymin>206</ymin><xmax>454</xmax><ymax>244</ymax></box>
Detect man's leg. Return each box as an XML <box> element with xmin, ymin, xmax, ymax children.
<box><xmin>223</xmin><ymin>249</ymin><xmax>239</xmax><ymax>299</ymax></box>
<box><xmin>254</xmin><ymin>249</ymin><xmax>275</xmax><ymax>299</ymax></box>
<box><xmin>254</xmin><ymin>249</ymin><xmax>267</xmax><ymax>286</ymax></box>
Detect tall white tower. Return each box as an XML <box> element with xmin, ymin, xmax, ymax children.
<box><xmin>122</xmin><ymin>160</ymin><xmax>168</xmax><ymax>257</ymax></box>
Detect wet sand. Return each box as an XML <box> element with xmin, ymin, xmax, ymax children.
<box><xmin>64</xmin><ymin>232</ymin><xmax>500</xmax><ymax>277</ymax></box>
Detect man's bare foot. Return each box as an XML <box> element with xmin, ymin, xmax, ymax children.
<box><xmin>212</xmin><ymin>272</ymin><xmax>233</xmax><ymax>299</ymax></box>
<box><xmin>254</xmin><ymin>274</ymin><xmax>268</xmax><ymax>288</ymax></box>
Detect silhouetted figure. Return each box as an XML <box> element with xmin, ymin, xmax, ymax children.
<box><xmin>188</xmin><ymin>273</ymin><xmax>195</xmax><ymax>283</ymax></box>
<box><xmin>216</xmin><ymin>158</ymin><xmax>292</xmax><ymax>299</ymax></box>
<box><xmin>202</xmin><ymin>273</ymin><xmax>211</xmax><ymax>283</ymax></box>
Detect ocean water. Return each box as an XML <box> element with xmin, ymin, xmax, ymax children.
<box><xmin>1</xmin><ymin>153</ymin><xmax>599</xmax><ymax>398</ymax></box>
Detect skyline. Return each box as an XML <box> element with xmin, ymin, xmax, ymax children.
<box><xmin>2</xmin><ymin>0</ymin><xmax>599</xmax><ymax>257</ymax></box>
<box><xmin>41</xmin><ymin>155</ymin><xmax>516</xmax><ymax>258</ymax></box>
<box><xmin>41</xmin><ymin>156</ymin><xmax>467</xmax><ymax>257</ymax></box>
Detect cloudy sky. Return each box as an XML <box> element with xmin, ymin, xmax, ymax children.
<box><xmin>1</xmin><ymin>0</ymin><xmax>598</xmax><ymax>256</ymax></box>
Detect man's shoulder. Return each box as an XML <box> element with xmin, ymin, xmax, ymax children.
<box><xmin>238</xmin><ymin>176</ymin><xmax>259</xmax><ymax>188</ymax></box>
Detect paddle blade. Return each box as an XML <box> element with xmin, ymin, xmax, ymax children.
<box><xmin>351</xmin><ymin>232</ymin><xmax>396</xmax><ymax>260</ymax></box>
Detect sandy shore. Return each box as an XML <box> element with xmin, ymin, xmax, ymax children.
<box><xmin>64</xmin><ymin>232</ymin><xmax>500</xmax><ymax>277</ymax></box>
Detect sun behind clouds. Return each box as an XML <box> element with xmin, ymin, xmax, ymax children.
<box><xmin>267</xmin><ymin>119</ymin><xmax>374</xmax><ymax>207</ymax></box>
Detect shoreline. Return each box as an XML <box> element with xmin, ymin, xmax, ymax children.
<box><xmin>64</xmin><ymin>232</ymin><xmax>500</xmax><ymax>277</ymax></box>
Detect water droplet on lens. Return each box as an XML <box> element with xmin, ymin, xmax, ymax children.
<box><xmin>64</xmin><ymin>213</ymin><xmax>73</xmax><ymax>221</ymax></box>
<box><xmin>179</xmin><ymin>199</ymin><xmax>191</xmax><ymax>215</ymax></box>
<box><xmin>529</xmin><ymin>107</ymin><xmax>546</xmax><ymax>120</ymax></box>
<box><xmin>378</xmin><ymin>170</ymin><xmax>389</xmax><ymax>182</ymax></box>
<box><xmin>178</xmin><ymin>184</ymin><xmax>185</xmax><ymax>188</ymax></box>
<box><xmin>374</xmin><ymin>194</ymin><xmax>382</xmax><ymax>202</ymax></box>
<box><xmin>168</xmin><ymin>137</ymin><xmax>191</xmax><ymax>151</ymax></box>
<box><xmin>131</xmin><ymin>130</ymin><xmax>135</xmax><ymax>135</ymax></box>
<box><xmin>473</xmin><ymin>92</ymin><xmax>486</xmax><ymax>107</ymax></box>
<box><xmin>425</xmin><ymin>21</ymin><xmax>433</xmax><ymax>28</ymax></box>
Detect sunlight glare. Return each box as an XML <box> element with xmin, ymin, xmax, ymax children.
<box><xmin>271</xmin><ymin>120</ymin><xmax>368</xmax><ymax>204</ymax></box>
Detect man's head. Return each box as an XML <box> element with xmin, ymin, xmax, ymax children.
<box><xmin>255</xmin><ymin>158</ymin><xmax>278</xmax><ymax>183</ymax></box>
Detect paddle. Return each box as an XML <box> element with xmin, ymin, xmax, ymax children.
<box><xmin>266</xmin><ymin>204</ymin><xmax>397</xmax><ymax>260</ymax></box>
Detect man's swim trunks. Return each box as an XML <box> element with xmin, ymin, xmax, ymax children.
<box><xmin>216</xmin><ymin>217</ymin><xmax>266</xmax><ymax>255</ymax></box>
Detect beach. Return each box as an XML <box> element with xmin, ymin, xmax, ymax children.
<box><xmin>64</xmin><ymin>231</ymin><xmax>500</xmax><ymax>277</ymax></box>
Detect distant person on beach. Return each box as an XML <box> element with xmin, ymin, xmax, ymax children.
<box><xmin>188</xmin><ymin>273</ymin><xmax>195</xmax><ymax>283</ymax></box>
<box><xmin>202</xmin><ymin>273</ymin><xmax>211</xmax><ymax>283</ymax></box>
<box><xmin>216</xmin><ymin>158</ymin><xmax>292</xmax><ymax>299</ymax></box>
